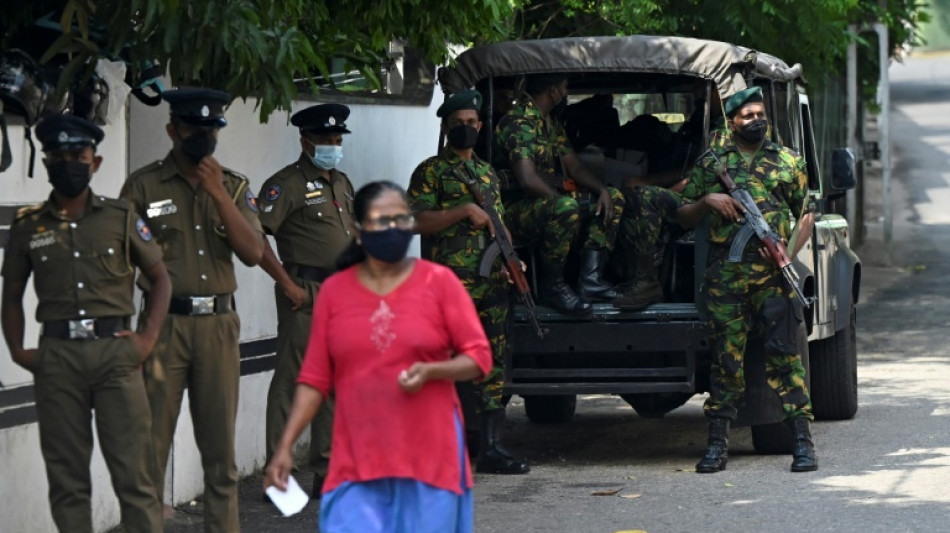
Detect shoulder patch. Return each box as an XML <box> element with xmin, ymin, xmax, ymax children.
<box><xmin>136</xmin><ymin>218</ymin><xmax>153</xmax><ymax>241</ymax></box>
<box><xmin>264</xmin><ymin>184</ymin><xmax>282</xmax><ymax>201</ymax></box>
<box><xmin>245</xmin><ymin>189</ymin><xmax>259</xmax><ymax>212</ymax></box>
<box><xmin>14</xmin><ymin>203</ymin><xmax>44</xmax><ymax>222</ymax></box>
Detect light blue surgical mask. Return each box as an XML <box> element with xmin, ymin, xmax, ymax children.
<box><xmin>308</xmin><ymin>142</ymin><xmax>343</xmax><ymax>170</ymax></box>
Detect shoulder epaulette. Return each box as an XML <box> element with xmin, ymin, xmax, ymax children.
<box><xmin>223</xmin><ymin>167</ymin><xmax>249</xmax><ymax>184</ymax></box>
<box><xmin>128</xmin><ymin>160</ymin><xmax>165</xmax><ymax>180</ymax></box>
<box><xmin>100</xmin><ymin>196</ymin><xmax>134</xmax><ymax>211</ymax></box>
<box><xmin>13</xmin><ymin>203</ymin><xmax>44</xmax><ymax>222</ymax></box>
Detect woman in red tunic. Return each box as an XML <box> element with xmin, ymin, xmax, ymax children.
<box><xmin>265</xmin><ymin>181</ymin><xmax>492</xmax><ymax>532</ymax></box>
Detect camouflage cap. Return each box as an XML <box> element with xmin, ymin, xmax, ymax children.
<box><xmin>723</xmin><ymin>86</ymin><xmax>764</xmax><ymax>117</ymax></box>
<box><xmin>436</xmin><ymin>89</ymin><xmax>482</xmax><ymax>118</ymax></box>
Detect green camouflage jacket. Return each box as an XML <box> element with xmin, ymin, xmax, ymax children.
<box><xmin>408</xmin><ymin>148</ymin><xmax>505</xmax><ymax>270</ymax></box>
<box><xmin>493</xmin><ymin>95</ymin><xmax>572</xmax><ymax>188</ymax></box>
<box><xmin>681</xmin><ymin>138</ymin><xmax>809</xmax><ymax>247</ymax></box>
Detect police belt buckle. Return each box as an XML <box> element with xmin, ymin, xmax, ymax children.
<box><xmin>190</xmin><ymin>296</ymin><xmax>216</xmax><ymax>315</ymax></box>
<box><xmin>68</xmin><ymin>319</ymin><xmax>97</xmax><ymax>340</ymax></box>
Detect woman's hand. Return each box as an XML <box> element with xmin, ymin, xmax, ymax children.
<box><xmin>263</xmin><ymin>447</ymin><xmax>294</xmax><ymax>492</ymax></box>
<box><xmin>398</xmin><ymin>362</ymin><xmax>431</xmax><ymax>393</ymax></box>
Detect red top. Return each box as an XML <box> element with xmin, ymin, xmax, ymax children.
<box><xmin>298</xmin><ymin>259</ymin><xmax>493</xmax><ymax>494</ymax></box>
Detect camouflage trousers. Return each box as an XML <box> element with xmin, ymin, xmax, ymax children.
<box><xmin>456</xmin><ymin>268</ymin><xmax>510</xmax><ymax>413</ymax></box>
<box><xmin>703</xmin><ymin>258</ymin><xmax>813</xmax><ymax>422</ymax></box>
<box><xmin>618</xmin><ymin>185</ymin><xmax>682</xmax><ymax>257</ymax></box>
<box><xmin>504</xmin><ymin>186</ymin><xmax>623</xmax><ymax>264</ymax></box>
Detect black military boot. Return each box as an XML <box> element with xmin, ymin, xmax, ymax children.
<box><xmin>577</xmin><ymin>248</ymin><xmax>621</xmax><ymax>301</ymax></box>
<box><xmin>538</xmin><ymin>256</ymin><xmax>592</xmax><ymax>315</ymax></box>
<box><xmin>476</xmin><ymin>410</ymin><xmax>530</xmax><ymax>475</ymax></box>
<box><xmin>696</xmin><ymin>418</ymin><xmax>730</xmax><ymax>473</ymax></box>
<box><xmin>613</xmin><ymin>254</ymin><xmax>662</xmax><ymax>310</ymax></box>
<box><xmin>788</xmin><ymin>418</ymin><xmax>818</xmax><ymax>472</ymax></box>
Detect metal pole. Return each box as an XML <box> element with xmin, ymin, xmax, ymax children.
<box><xmin>846</xmin><ymin>27</ymin><xmax>858</xmax><ymax>232</ymax></box>
<box><xmin>875</xmin><ymin>22</ymin><xmax>891</xmax><ymax>260</ymax></box>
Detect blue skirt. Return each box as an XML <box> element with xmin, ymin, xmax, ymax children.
<box><xmin>318</xmin><ymin>411</ymin><xmax>474</xmax><ymax>533</ymax></box>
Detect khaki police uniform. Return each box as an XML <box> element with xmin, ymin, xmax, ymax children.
<box><xmin>121</xmin><ymin>152</ymin><xmax>263</xmax><ymax>532</ymax></box>
<box><xmin>259</xmin><ymin>154</ymin><xmax>355</xmax><ymax>463</ymax></box>
<box><xmin>2</xmin><ymin>193</ymin><xmax>164</xmax><ymax>532</ymax></box>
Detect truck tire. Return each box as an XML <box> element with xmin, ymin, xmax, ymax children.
<box><xmin>810</xmin><ymin>303</ymin><xmax>858</xmax><ymax>420</ymax></box>
<box><xmin>523</xmin><ymin>395</ymin><xmax>577</xmax><ymax>424</ymax></box>
<box><xmin>751</xmin><ymin>423</ymin><xmax>793</xmax><ymax>454</ymax></box>
<box><xmin>620</xmin><ymin>392</ymin><xmax>694</xmax><ymax>418</ymax></box>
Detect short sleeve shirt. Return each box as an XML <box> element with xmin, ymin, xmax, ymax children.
<box><xmin>493</xmin><ymin>94</ymin><xmax>573</xmax><ymax>188</ymax></box>
<box><xmin>407</xmin><ymin>148</ymin><xmax>505</xmax><ymax>270</ymax></box>
<box><xmin>680</xmin><ymin>139</ymin><xmax>809</xmax><ymax>245</ymax></box>
<box><xmin>1</xmin><ymin>192</ymin><xmax>162</xmax><ymax>321</ymax></box>
<box><xmin>257</xmin><ymin>154</ymin><xmax>356</xmax><ymax>270</ymax></box>
<box><xmin>120</xmin><ymin>152</ymin><xmax>264</xmax><ymax>296</ymax></box>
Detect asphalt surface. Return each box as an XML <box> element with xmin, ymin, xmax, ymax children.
<box><xmin>124</xmin><ymin>52</ymin><xmax>950</xmax><ymax>533</ymax></box>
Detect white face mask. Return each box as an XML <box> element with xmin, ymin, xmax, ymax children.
<box><xmin>309</xmin><ymin>143</ymin><xmax>343</xmax><ymax>170</ymax></box>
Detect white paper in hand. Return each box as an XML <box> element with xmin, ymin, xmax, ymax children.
<box><xmin>265</xmin><ymin>474</ymin><xmax>309</xmax><ymax>517</ymax></box>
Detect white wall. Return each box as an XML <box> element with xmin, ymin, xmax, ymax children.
<box><xmin>1</xmin><ymin>88</ymin><xmax>442</xmax><ymax>532</ymax></box>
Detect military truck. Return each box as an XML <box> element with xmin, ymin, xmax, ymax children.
<box><xmin>438</xmin><ymin>36</ymin><xmax>860</xmax><ymax>452</ymax></box>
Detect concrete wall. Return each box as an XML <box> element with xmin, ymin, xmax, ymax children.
<box><xmin>0</xmin><ymin>88</ymin><xmax>440</xmax><ymax>531</ymax></box>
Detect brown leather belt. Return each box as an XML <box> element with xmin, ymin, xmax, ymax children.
<box><xmin>283</xmin><ymin>262</ymin><xmax>333</xmax><ymax>283</ymax></box>
<box><xmin>42</xmin><ymin>317</ymin><xmax>130</xmax><ymax>340</ymax></box>
<box><xmin>167</xmin><ymin>294</ymin><xmax>233</xmax><ymax>315</ymax></box>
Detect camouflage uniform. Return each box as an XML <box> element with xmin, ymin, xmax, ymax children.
<box><xmin>682</xmin><ymin>137</ymin><xmax>812</xmax><ymax>422</ymax></box>
<box><xmin>408</xmin><ymin>149</ymin><xmax>508</xmax><ymax>412</ymax></box>
<box><xmin>619</xmin><ymin>185</ymin><xmax>682</xmax><ymax>259</ymax></box>
<box><xmin>494</xmin><ymin>95</ymin><xmax>623</xmax><ymax>262</ymax></box>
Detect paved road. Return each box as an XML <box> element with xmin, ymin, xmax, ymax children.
<box><xmin>154</xmin><ymin>53</ymin><xmax>950</xmax><ymax>533</ymax></box>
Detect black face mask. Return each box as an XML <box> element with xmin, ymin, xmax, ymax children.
<box><xmin>361</xmin><ymin>227</ymin><xmax>413</xmax><ymax>263</ymax></box>
<box><xmin>47</xmin><ymin>161</ymin><xmax>92</xmax><ymax>198</ymax></box>
<box><xmin>179</xmin><ymin>130</ymin><xmax>217</xmax><ymax>164</ymax></box>
<box><xmin>736</xmin><ymin>119</ymin><xmax>768</xmax><ymax>144</ymax></box>
<box><xmin>447</xmin><ymin>124</ymin><xmax>479</xmax><ymax>150</ymax></box>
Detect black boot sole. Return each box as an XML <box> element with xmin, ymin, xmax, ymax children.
<box><xmin>790</xmin><ymin>463</ymin><xmax>818</xmax><ymax>472</ymax></box>
<box><xmin>695</xmin><ymin>461</ymin><xmax>727</xmax><ymax>473</ymax></box>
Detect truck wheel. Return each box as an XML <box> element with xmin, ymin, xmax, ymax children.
<box><xmin>810</xmin><ymin>303</ymin><xmax>858</xmax><ymax>420</ymax></box>
<box><xmin>523</xmin><ymin>395</ymin><xmax>577</xmax><ymax>424</ymax></box>
<box><xmin>620</xmin><ymin>393</ymin><xmax>694</xmax><ymax>418</ymax></box>
<box><xmin>751</xmin><ymin>423</ymin><xmax>793</xmax><ymax>454</ymax></box>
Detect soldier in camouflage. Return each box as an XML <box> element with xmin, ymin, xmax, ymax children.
<box><xmin>409</xmin><ymin>90</ymin><xmax>530</xmax><ymax>475</ymax></box>
<box><xmin>493</xmin><ymin>74</ymin><xmax>625</xmax><ymax>314</ymax></box>
<box><xmin>676</xmin><ymin>87</ymin><xmax>817</xmax><ymax>473</ymax></box>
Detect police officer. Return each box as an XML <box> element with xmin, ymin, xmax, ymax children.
<box><xmin>258</xmin><ymin>104</ymin><xmax>356</xmax><ymax>494</ymax></box>
<box><xmin>676</xmin><ymin>87</ymin><xmax>817</xmax><ymax>473</ymax></box>
<box><xmin>408</xmin><ymin>90</ymin><xmax>530</xmax><ymax>475</ymax></box>
<box><xmin>493</xmin><ymin>74</ymin><xmax>625</xmax><ymax>314</ymax></box>
<box><xmin>121</xmin><ymin>88</ymin><xmax>265</xmax><ymax>531</ymax></box>
<box><xmin>1</xmin><ymin>115</ymin><xmax>170</xmax><ymax>532</ymax></box>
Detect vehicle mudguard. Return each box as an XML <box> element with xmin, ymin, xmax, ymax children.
<box><xmin>834</xmin><ymin>245</ymin><xmax>861</xmax><ymax>333</ymax></box>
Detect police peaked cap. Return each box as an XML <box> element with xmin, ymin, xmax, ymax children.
<box><xmin>724</xmin><ymin>86</ymin><xmax>764</xmax><ymax>117</ymax></box>
<box><xmin>436</xmin><ymin>89</ymin><xmax>482</xmax><ymax>118</ymax></box>
<box><xmin>291</xmin><ymin>103</ymin><xmax>351</xmax><ymax>135</ymax></box>
<box><xmin>35</xmin><ymin>114</ymin><xmax>104</xmax><ymax>152</ymax></box>
<box><xmin>162</xmin><ymin>87</ymin><xmax>231</xmax><ymax>127</ymax></box>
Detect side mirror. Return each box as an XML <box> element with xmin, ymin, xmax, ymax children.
<box><xmin>830</xmin><ymin>148</ymin><xmax>856</xmax><ymax>191</ymax></box>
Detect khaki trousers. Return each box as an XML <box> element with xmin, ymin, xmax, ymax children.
<box><xmin>33</xmin><ymin>336</ymin><xmax>162</xmax><ymax>533</ymax></box>
<box><xmin>265</xmin><ymin>283</ymin><xmax>334</xmax><ymax>465</ymax></box>
<box><xmin>144</xmin><ymin>311</ymin><xmax>241</xmax><ymax>533</ymax></box>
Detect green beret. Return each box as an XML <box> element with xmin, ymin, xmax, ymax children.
<box><xmin>436</xmin><ymin>90</ymin><xmax>482</xmax><ymax>118</ymax></box>
<box><xmin>724</xmin><ymin>86</ymin><xmax>764</xmax><ymax>117</ymax></box>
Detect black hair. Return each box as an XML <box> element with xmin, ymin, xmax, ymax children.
<box><xmin>525</xmin><ymin>73</ymin><xmax>568</xmax><ymax>96</ymax></box>
<box><xmin>335</xmin><ymin>180</ymin><xmax>410</xmax><ymax>270</ymax></box>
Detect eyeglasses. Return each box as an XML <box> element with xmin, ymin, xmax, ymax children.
<box><xmin>361</xmin><ymin>214</ymin><xmax>415</xmax><ymax>231</ymax></box>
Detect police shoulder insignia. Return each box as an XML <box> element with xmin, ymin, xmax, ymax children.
<box><xmin>245</xmin><ymin>189</ymin><xmax>259</xmax><ymax>212</ymax></box>
<box><xmin>136</xmin><ymin>218</ymin><xmax>153</xmax><ymax>241</ymax></box>
<box><xmin>265</xmin><ymin>184</ymin><xmax>282</xmax><ymax>201</ymax></box>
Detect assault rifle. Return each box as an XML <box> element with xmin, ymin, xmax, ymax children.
<box><xmin>705</xmin><ymin>150</ymin><xmax>813</xmax><ymax>307</ymax></box>
<box><xmin>455</xmin><ymin>161</ymin><xmax>545</xmax><ymax>339</ymax></box>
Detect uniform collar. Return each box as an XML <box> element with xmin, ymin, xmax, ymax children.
<box><xmin>439</xmin><ymin>146</ymin><xmax>483</xmax><ymax>165</ymax></box>
<box><xmin>42</xmin><ymin>189</ymin><xmax>106</xmax><ymax>220</ymax></box>
<box><xmin>297</xmin><ymin>152</ymin><xmax>337</xmax><ymax>184</ymax></box>
<box><xmin>514</xmin><ymin>94</ymin><xmax>544</xmax><ymax>122</ymax></box>
<box><xmin>722</xmin><ymin>137</ymin><xmax>781</xmax><ymax>156</ymax></box>
<box><xmin>159</xmin><ymin>151</ymin><xmax>187</xmax><ymax>182</ymax></box>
